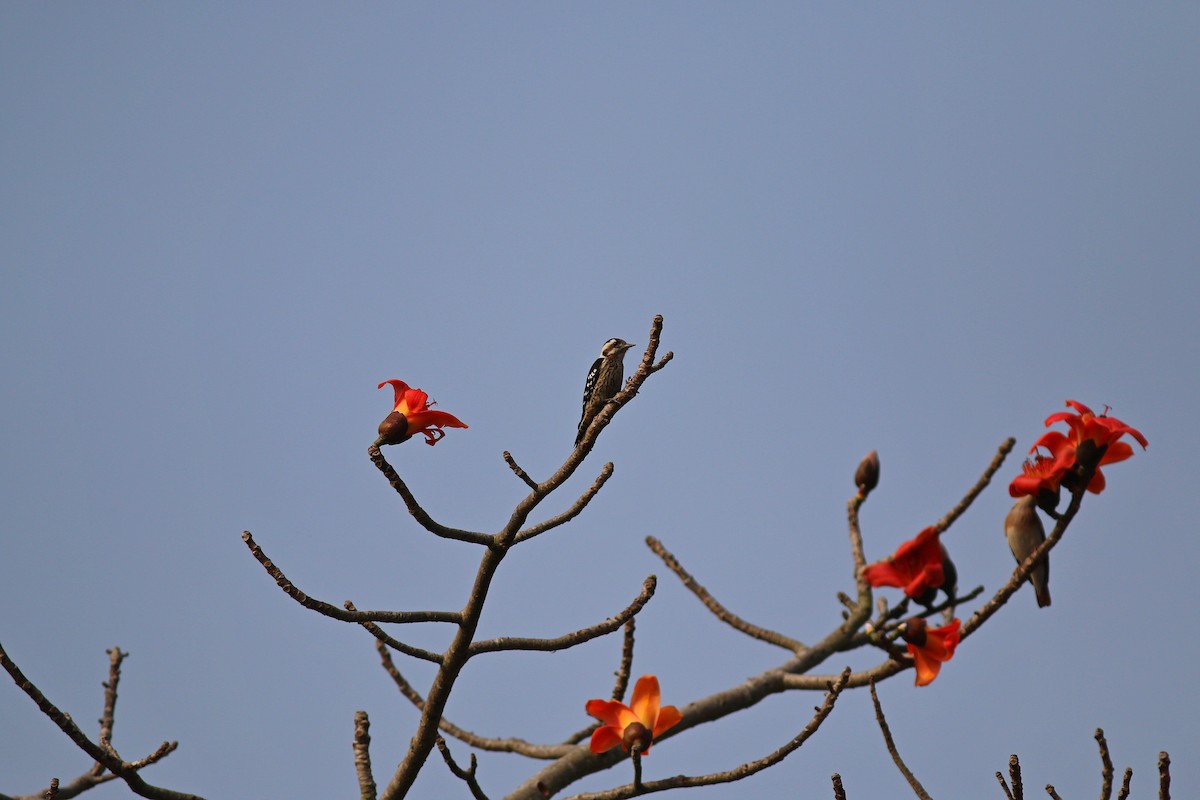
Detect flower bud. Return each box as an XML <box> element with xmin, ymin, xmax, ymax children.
<box><xmin>622</xmin><ymin>721</ymin><xmax>653</xmax><ymax>754</ymax></box>
<box><xmin>898</xmin><ymin>617</ymin><xmax>928</xmax><ymax>647</ymax></box>
<box><xmin>376</xmin><ymin>411</ymin><xmax>410</xmax><ymax>446</ymax></box>
<box><xmin>855</xmin><ymin>450</ymin><xmax>880</xmax><ymax>497</ymax></box>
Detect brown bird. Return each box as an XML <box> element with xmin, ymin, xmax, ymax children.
<box><xmin>1004</xmin><ymin>496</ymin><xmax>1051</xmax><ymax>607</ymax></box>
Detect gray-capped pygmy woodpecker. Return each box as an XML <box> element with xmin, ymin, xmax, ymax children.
<box><xmin>576</xmin><ymin>338</ymin><xmax>635</xmax><ymax>445</ymax></box>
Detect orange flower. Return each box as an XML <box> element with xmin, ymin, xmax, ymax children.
<box><xmin>863</xmin><ymin>526</ymin><xmax>952</xmax><ymax>606</ymax></box>
<box><xmin>899</xmin><ymin>617</ymin><xmax>960</xmax><ymax>687</ymax></box>
<box><xmin>585</xmin><ymin>675</ymin><xmax>682</xmax><ymax>755</ymax></box>
<box><xmin>1014</xmin><ymin>400</ymin><xmax>1147</xmax><ymax>497</ymax></box>
<box><xmin>376</xmin><ymin>379</ymin><xmax>468</xmax><ymax>446</ymax></box>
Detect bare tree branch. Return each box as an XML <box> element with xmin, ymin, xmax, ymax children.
<box><xmin>1046</xmin><ymin>786</ymin><xmax>1064</xmax><ymax>800</ymax></box>
<box><xmin>374</xmin><ymin>641</ymin><xmax>572</xmax><ymax>759</ymax></box>
<box><xmin>343</xmin><ymin>602</ymin><xmax>444</xmax><ymax>664</ymax></box>
<box><xmin>611</xmin><ymin>618</ymin><xmax>636</xmax><ymax>703</ymax></box>
<box><xmin>470</xmin><ymin>577</ymin><xmax>655</xmax><ymax>656</ymax></box>
<box><xmin>1096</xmin><ymin>728</ymin><xmax>1115</xmax><ymax>800</ymax></box>
<box><xmin>869</xmin><ymin>681</ymin><xmax>933</xmax><ymax>800</ymax></box>
<box><xmin>503</xmin><ymin>451</ymin><xmax>540</xmax><ymax>492</ymax></box>
<box><xmin>368</xmin><ymin>444</ymin><xmax>494</xmax><ymax>546</ymax></box>
<box><xmin>996</xmin><ymin>768</ymin><xmax>1015</xmax><ymax>800</ymax></box>
<box><xmin>0</xmin><ymin>642</ymin><xmax>202</xmax><ymax>800</ymax></box>
<box><xmin>934</xmin><ymin>438</ymin><xmax>1016</xmax><ymax>534</ymax></box>
<box><xmin>437</xmin><ymin>738</ymin><xmax>491</xmax><ymax>800</ymax></box>
<box><xmin>1009</xmin><ymin>754</ymin><xmax>1024</xmax><ymax>800</ymax></box>
<box><xmin>1158</xmin><ymin>752</ymin><xmax>1170</xmax><ymax>800</ymax></box>
<box><xmin>559</xmin><ymin>669</ymin><xmax>851</xmax><ymax>800</ymax></box>
<box><xmin>514</xmin><ymin>464</ymin><xmax>614</xmax><ymax>544</ymax></box>
<box><xmin>241</xmin><ymin>531</ymin><xmax>462</xmax><ymax>625</ymax></box>
<box><xmin>1117</xmin><ymin>768</ymin><xmax>1132</xmax><ymax>800</ymax></box>
<box><xmin>832</xmin><ymin>773</ymin><xmax>847</xmax><ymax>800</ymax></box>
<box><xmin>353</xmin><ymin>711</ymin><xmax>377</xmax><ymax>800</ymax></box>
<box><xmin>646</xmin><ymin>535</ymin><xmax>805</xmax><ymax>652</ymax></box>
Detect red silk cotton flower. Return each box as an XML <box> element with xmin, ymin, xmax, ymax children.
<box><xmin>863</xmin><ymin>526</ymin><xmax>949</xmax><ymax>605</ymax></box>
<box><xmin>1010</xmin><ymin>400</ymin><xmax>1147</xmax><ymax>498</ymax></box>
<box><xmin>585</xmin><ymin>675</ymin><xmax>682</xmax><ymax>756</ymax></box>
<box><xmin>899</xmin><ymin>617</ymin><xmax>961</xmax><ymax>687</ymax></box>
<box><xmin>376</xmin><ymin>379</ymin><xmax>468</xmax><ymax>446</ymax></box>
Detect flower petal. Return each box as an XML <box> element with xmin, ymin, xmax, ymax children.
<box><xmin>909</xmin><ymin>644</ymin><xmax>943</xmax><ymax>687</ymax></box>
<box><xmin>653</xmin><ymin>705</ymin><xmax>682</xmax><ymax>737</ymax></box>
<box><xmin>589</xmin><ymin>726</ymin><xmax>624</xmax><ymax>754</ymax></box>
<box><xmin>629</xmin><ymin>676</ymin><xmax>661</xmax><ymax>728</ymax></box>
<box><xmin>588</xmin><ymin>699</ymin><xmax>640</xmax><ymax>731</ymax></box>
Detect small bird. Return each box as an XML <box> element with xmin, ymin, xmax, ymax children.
<box><xmin>576</xmin><ymin>338</ymin><xmax>636</xmax><ymax>445</ymax></box>
<box><xmin>1004</xmin><ymin>495</ymin><xmax>1051</xmax><ymax>607</ymax></box>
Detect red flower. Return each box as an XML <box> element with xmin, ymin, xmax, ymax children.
<box><xmin>1008</xmin><ymin>436</ymin><xmax>1075</xmax><ymax>502</ymax></box>
<box><xmin>376</xmin><ymin>379</ymin><xmax>468</xmax><ymax>446</ymax></box>
<box><xmin>863</xmin><ymin>526</ymin><xmax>949</xmax><ymax>604</ymax></box>
<box><xmin>899</xmin><ymin>617</ymin><xmax>961</xmax><ymax>687</ymax></box>
<box><xmin>1012</xmin><ymin>400</ymin><xmax>1147</xmax><ymax>496</ymax></box>
<box><xmin>585</xmin><ymin>675</ymin><xmax>682</xmax><ymax>755</ymax></box>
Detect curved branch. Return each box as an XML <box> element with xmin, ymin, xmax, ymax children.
<box><xmin>344</xmin><ymin>602</ymin><xmax>444</xmax><ymax>665</ymax></box>
<box><xmin>514</xmin><ymin>464</ymin><xmax>615</xmax><ymax>544</ymax></box>
<box><xmin>436</xmin><ymin>738</ymin><xmax>491</xmax><ymax>800</ymax></box>
<box><xmin>368</xmin><ymin>445</ymin><xmax>494</xmax><ymax>546</ymax></box>
<box><xmin>646</xmin><ymin>536</ymin><xmax>805</xmax><ymax>652</ymax></box>
<box><xmin>241</xmin><ymin>531</ymin><xmax>461</xmax><ymax>626</ymax></box>
<box><xmin>469</xmin><ymin>577</ymin><xmax>656</xmax><ymax>656</ymax></box>
<box><xmin>870</xmin><ymin>681</ymin><xmax>933</xmax><ymax>800</ymax></box>
<box><xmin>561</xmin><ymin>669</ymin><xmax>851</xmax><ymax>800</ymax></box>
<box><xmin>374</xmin><ymin>641</ymin><xmax>572</xmax><ymax>759</ymax></box>
<box><xmin>936</xmin><ymin>438</ymin><xmax>1016</xmax><ymax>534</ymax></box>
<box><xmin>0</xmin><ymin>642</ymin><xmax>202</xmax><ymax>800</ymax></box>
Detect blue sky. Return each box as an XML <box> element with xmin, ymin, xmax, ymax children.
<box><xmin>2</xmin><ymin>5</ymin><xmax>1197</xmax><ymax>799</ymax></box>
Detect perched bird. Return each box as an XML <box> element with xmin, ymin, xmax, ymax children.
<box><xmin>1004</xmin><ymin>495</ymin><xmax>1051</xmax><ymax>607</ymax></box>
<box><xmin>576</xmin><ymin>337</ymin><xmax>635</xmax><ymax>445</ymax></box>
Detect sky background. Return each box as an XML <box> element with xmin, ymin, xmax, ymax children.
<box><xmin>2</xmin><ymin>5</ymin><xmax>1197</xmax><ymax>799</ymax></box>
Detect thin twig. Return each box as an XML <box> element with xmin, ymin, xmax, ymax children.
<box><xmin>0</xmin><ymin>642</ymin><xmax>203</xmax><ymax>800</ymax></box>
<box><xmin>343</xmin><ymin>602</ymin><xmax>444</xmax><ymax>664</ymax></box>
<box><xmin>469</xmin><ymin>576</ymin><xmax>655</xmax><ymax>656</ymax></box>
<box><xmin>353</xmin><ymin>711</ymin><xmax>377</xmax><ymax>800</ymax></box>
<box><xmin>1046</xmin><ymin>786</ymin><xmax>1063</xmax><ymax>800</ymax></box>
<box><xmin>646</xmin><ymin>536</ymin><xmax>805</xmax><ymax>652</ymax></box>
<box><xmin>561</xmin><ymin>669</ymin><xmax>851</xmax><ymax>800</ymax></box>
<box><xmin>1009</xmin><ymin>754</ymin><xmax>1024</xmax><ymax>800</ymax></box>
<box><xmin>997</xmin><ymin>770</ymin><xmax>1015</xmax><ymax>800</ymax></box>
<box><xmin>374</xmin><ymin>641</ymin><xmax>571</xmax><ymax>758</ymax></box>
<box><xmin>513</xmin><ymin>464</ymin><xmax>615</xmax><ymax>544</ymax></box>
<box><xmin>1096</xmin><ymin>728</ymin><xmax>1114</xmax><ymax>800</ymax></box>
<box><xmin>436</xmin><ymin>738</ymin><xmax>491</xmax><ymax>800</ymax></box>
<box><xmin>612</xmin><ymin>618</ymin><xmax>635</xmax><ymax>702</ymax></box>
<box><xmin>504</xmin><ymin>451</ymin><xmax>540</xmax><ymax>492</ymax></box>
<box><xmin>368</xmin><ymin>444</ymin><xmax>494</xmax><ymax>546</ymax></box>
<box><xmin>869</xmin><ymin>681</ymin><xmax>932</xmax><ymax>800</ymax></box>
<box><xmin>98</xmin><ymin>648</ymin><xmax>125</xmax><ymax>750</ymax></box>
<box><xmin>241</xmin><ymin>531</ymin><xmax>461</xmax><ymax>625</ymax></box>
<box><xmin>935</xmin><ymin>438</ymin><xmax>1016</xmax><ymax>533</ymax></box>
<box><xmin>1116</xmin><ymin>769</ymin><xmax>1132</xmax><ymax>800</ymax></box>
<box><xmin>832</xmin><ymin>773</ymin><xmax>847</xmax><ymax>800</ymax></box>
<box><xmin>1158</xmin><ymin>752</ymin><xmax>1170</xmax><ymax>800</ymax></box>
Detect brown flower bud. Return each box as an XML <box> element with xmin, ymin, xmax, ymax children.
<box><xmin>622</xmin><ymin>721</ymin><xmax>653</xmax><ymax>754</ymax></box>
<box><xmin>855</xmin><ymin>450</ymin><xmax>880</xmax><ymax>497</ymax></box>
<box><xmin>376</xmin><ymin>411</ymin><xmax>410</xmax><ymax>446</ymax></box>
<box><xmin>898</xmin><ymin>617</ymin><xmax>928</xmax><ymax>647</ymax></box>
